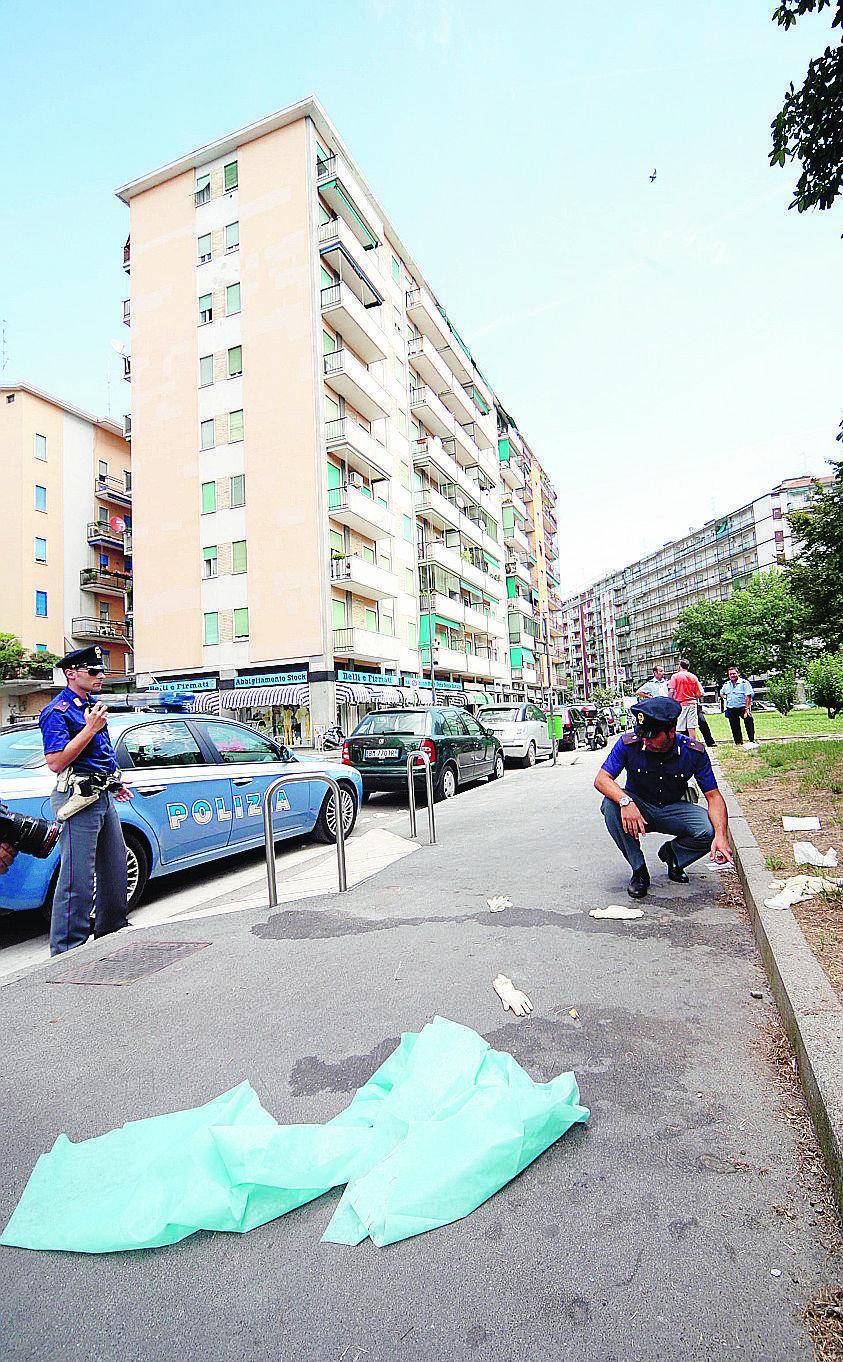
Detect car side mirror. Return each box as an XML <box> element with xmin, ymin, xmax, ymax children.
<box><xmin>279</xmin><ymin>744</ymin><xmax>294</xmax><ymax>763</ymax></box>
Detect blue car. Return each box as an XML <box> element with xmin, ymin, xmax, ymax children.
<box><xmin>0</xmin><ymin>712</ymin><xmax>362</xmax><ymax>915</ymax></box>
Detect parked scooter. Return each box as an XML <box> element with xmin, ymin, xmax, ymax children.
<box><xmin>321</xmin><ymin>724</ymin><xmax>345</xmax><ymax>751</ymax></box>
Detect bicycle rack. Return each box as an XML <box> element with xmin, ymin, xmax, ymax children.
<box><xmin>406</xmin><ymin>750</ymin><xmax>436</xmax><ymax>844</ymax></box>
<box><xmin>262</xmin><ymin>771</ymin><xmax>348</xmax><ymax>906</ymax></box>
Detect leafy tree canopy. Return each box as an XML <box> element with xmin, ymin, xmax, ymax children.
<box><xmin>0</xmin><ymin>633</ymin><xmax>26</xmax><ymax>682</ymax></box>
<box><xmin>787</xmin><ymin>460</ymin><xmax>843</xmax><ymax>649</ymax></box>
<box><xmin>674</xmin><ymin>571</ymin><xmax>806</xmax><ymax>683</ymax></box>
<box><xmin>770</xmin><ymin>1</ymin><xmax>843</xmax><ymax>216</ymax></box>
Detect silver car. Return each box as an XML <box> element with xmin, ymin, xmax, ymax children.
<box><xmin>477</xmin><ymin>704</ymin><xmax>554</xmax><ymax>768</ymax></box>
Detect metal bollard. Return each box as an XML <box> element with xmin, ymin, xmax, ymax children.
<box><xmin>406</xmin><ymin>750</ymin><xmax>436</xmax><ymax>844</ymax></box>
<box><xmin>263</xmin><ymin>771</ymin><xmax>348</xmax><ymax>907</ymax></box>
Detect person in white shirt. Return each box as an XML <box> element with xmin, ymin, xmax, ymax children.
<box><xmin>636</xmin><ymin>665</ymin><xmax>669</xmax><ymax>701</ymax></box>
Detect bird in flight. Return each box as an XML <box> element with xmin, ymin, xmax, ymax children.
<box><xmin>649</xmin><ymin>169</ymin><xmax>657</xmax><ymax>182</ymax></box>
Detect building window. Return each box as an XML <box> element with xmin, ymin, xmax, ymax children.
<box><xmin>400</xmin><ymin>460</ymin><xmax>410</xmax><ymax>489</ymax></box>
<box><xmin>226</xmin><ymin>283</ymin><xmax>241</xmax><ymax>315</ymax></box>
<box><xmin>35</xmin><ymin>643</ymin><xmax>47</xmax><ymax>653</ymax></box>
<box><xmin>99</xmin><ymin>602</ymin><xmax>109</xmax><ymax>620</ymax></box>
<box><xmin>330</xmin><ymin>528</ymin><xmax>344</xmax><ymax>557</ymax></box>
<box><xmin>394</xmin><ymin>356</ymin><xmax>405</xmax><ymax>382</ymax></box>
<box><xmin>203</xmin><ymin>612</ymin><xmax>219</xmax><ymax>645</ymax></box>
<box><xmin>391</xmin><ymin>255</ymin><xmax>400</xmax><ymax>283</ymax></box>
<box><xmin>403</xmin><ymin>514</ymin><xmax>412</xmax><ymax>541</ymax></box>
<box><xmin>34</xmin><ymin>536</ymin><xmax>47</xmax><ymax>562</ymax></box>
<box><xmin>124</xmin><ymin>470</ymin><xmax>132</xmax><ymax>491</ymax></box>
<box><xmin>230</xmin><ymin>474</ymin><xmax>245</xmax><ymax>507</ymax></box>
<box><xmin>232</xmin><ymin>539</ymin><xmax>247</xmax><ymax>574</ymax></box>
<box><xmin>199</xmin><ymin>354</ymin><xmax>214</xmax><ymax>387</ymax></box>
<box><xmin>201</xmin><ymin>481</ymin><xmax>217</xmax><ymax>514</ymax></box>
<box><xmin>365</xmin><ymin>605</ymin><xmax>378</xmax><ymax>631</ymax></box>
<box><xmin>35</xmin><ymin>590</ymin><xmax>48</xmax><ymax>618</ymax></box>
<box><xmin>233</xmin><ymin>607</ymin><xmax>249</xmax><ymax>639</ymax></box>
<box><xmin>34</xmin><ymin>433</ymin><xmax>47</xmax><ymax>461</ymax></box>
<box><xmin>362</xmin><ymin>544</ymin><xmax>375</xmax><ymax>564</ymax></box>
<box><xmin>397</xmin><ymin>408</ymin><xmax>408</xmax><ymax>438</ymax></box>
<box><xmin>772</xmin><ymin>506</ymin><xmax>782</xmax><ymax>520</ymax></box>
<box><xmin>199</xmin><ymin>293</ymin><xmax>213</xmax><ymax>324</ymax></box>
<box><xmin>198</xmin><ymin>233</ymin><xmax>212</xmax><ymax>264</ymax></box>
<box><xmin>200</xmin><ymin>419</ymin><xmax>215</xmax><ymax>450</ymax></box>
<box><xmin>225</xmin><ymin>221</ymin><xmax>239</xmax><ymax>253</ymax></box>
<box><xmin>408</xmin><ymin>620</ymin><xmax>418</xmax><ymax>648</ymax></box>
<box><xmin>405</xmin><ymin>567</ymin><xmax>414</xmax><ymax>595</ymax></box>
<box><xmin>228</xmin><ymin>345</ymin><xmax>242</xmax><ymax>378</ymax></box>
<box><xmin>229</xmin><ymin>409</ymin><xmax>244</xmax><ymax>442</ymax></box>
<box><xmin>202</xmin><ymin>545</ymin><xmax>218</xmax><ymax>578</ymax></box>
<box><xmin>223</xmin><ymin>161</ymin><xmax>238</xmax><ymax>192</ymax></box>
<box><xmin>332</xmin><ymin>597</ymin><xmax>347</xmax><ymax>628</ymax></box>
<box><xmin>195</xmin><ymin>174</ymin><xmax>211</xmax><ymax>206</ymax></box>
<box><xmin>34</xmin><ymin>484</ymin><xmax>47</xmax><ymax>512</ymax></box>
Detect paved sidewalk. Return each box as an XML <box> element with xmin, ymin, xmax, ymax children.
<box><xmin>1</xmin><ymin>753</ymin><xmax>839</xmax><ymax>1361</ymax></box>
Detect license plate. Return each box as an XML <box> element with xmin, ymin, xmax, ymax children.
<box><xmin>365</xmin><ymin>747</ymin><xmax>400</xmax><ymax>759</ymax></box>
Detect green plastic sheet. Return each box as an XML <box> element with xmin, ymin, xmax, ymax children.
<box><xmin>1</xmin><ymin>1017</ymin><xmax>589</xmax><ymax>1253</ymax></box>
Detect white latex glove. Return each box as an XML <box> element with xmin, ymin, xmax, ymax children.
<box><xmin>589</xmin><ymin>905</ymin><xmax>644</xmax><ymax>921</ymax></box>
<box><xmin>493</xmin><ymin>973</ymin><xmax>533</xmax><ymax>1017</ymax></box>
<box><xmin>793</xmin><ymin>841</ymin><xmax>837</xmax><ymax>868</ymax></box>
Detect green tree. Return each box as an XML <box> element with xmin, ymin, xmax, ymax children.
<box><xmin>0</xmin><ymin>633</ymin><xmax>26</xmax><ymax>682</ymax></box>
<box><xmin>25</xmin><ymin>649</ymin><xmax>60</xmax><ymax>678</ymax></box>
<box><xmin>770</xmin><ymin>1</ymin><xmax>843</xmax><ymax>218</ymax></box>
<box><xmin>673</xmin><ymin>598</ymin><xmax>730</xmax><ymax>685</ymax></box>
<box><xmin>805</xmin><ymin>652</ymin><xmax>843</xmax><ymax>716</ymax></box>
<box><xmin>767</xmin><ymin>671</ymin><xmax>798</xmax><ymax>715</ymax></box>
<box><xmin>675</xmin><ymin>572</ymin><xmax>806</xmax><ymax>683</ymax></box>
<box><xmin>590</xmin><ymin>685</ymin><xmax>620</xmax><ymax>706</ymax></box>
<box><xmin>788</xmin><ymin>460</ymin><xmax>843</xmax><ymax>649</ymax></box>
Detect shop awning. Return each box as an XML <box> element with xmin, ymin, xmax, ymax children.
<box><xmin>221</xmin><ymin>684</ymin><xmax>310</xmax><ymax>710</ymax></box>
<box><xmin>370</xmin><ymin>686</ymin><xmax>403</xmax><ymax>707</ymax></box>
<box><xmin>335</xmin><ymin>683</ymin><xmax>372</xmax><ymax>705</ymax></box>
<box><xmin>189</xmin><ymin>691</ymin><xmax>221</xmax><ymax>715</ymax></box>
<box><xmin>464</xmin><ymin>690</ymin><xmax>491</xmax><ymax>706</ymax></box>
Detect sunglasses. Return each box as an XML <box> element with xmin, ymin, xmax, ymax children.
<box><xmin>81</xmin><ymin>666</ymin><xmax>105</xmax><ymax>676</ymax></box>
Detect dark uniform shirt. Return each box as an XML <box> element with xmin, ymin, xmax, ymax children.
<box><xmin>39</xmin><ymin>687</ymin><xmax>119</xmax><ymax>777</ymax></box>
<box><xmin>600</xmin><ymin>731</ymin><xmax>717</xmax><ymax>807</ymax></box>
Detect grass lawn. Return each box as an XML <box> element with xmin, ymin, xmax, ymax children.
<box><xmin>705</xmin><ymin>706</ymin><xmax>843</xmax><ymax>743</ymax></box>
<box><xmin>718</xmin><ymin>739</ymin><xmax>843</xmax><ymax>1003</ymax></box>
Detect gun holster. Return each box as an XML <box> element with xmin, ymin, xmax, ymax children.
<box><xmin>56</xmin><ymin>771</ymin><xmax>122</xmax><ymax>823</ymax></box>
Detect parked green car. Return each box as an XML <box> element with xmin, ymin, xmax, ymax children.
<box><xmin>343</xmin><ymin>707</ymin><xmax>505</xmax><ymax>801</ymax></box>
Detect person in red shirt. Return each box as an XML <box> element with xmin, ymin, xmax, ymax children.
<box><xmin>668</xmin><ymin>658</ymin><xmax>703</xmax><ymax>740</ymax></box>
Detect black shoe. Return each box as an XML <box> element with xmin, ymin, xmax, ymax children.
<box><xmin>658</xmin><ymin>842</ymin><xmax>689</xmax><ymax>883</ymax></box>
<box><xmin>627</xmin><ymin>867</ymin><xmax>650</xmax><ymax>900</ymax></box>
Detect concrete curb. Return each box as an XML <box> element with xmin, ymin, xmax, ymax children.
<box><xmin>715</xmin><ymin>760</ymin><xmax>843</xmax><ymax>1212</ymax></box>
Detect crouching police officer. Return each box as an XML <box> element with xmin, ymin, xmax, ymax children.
<box><xmin>593</xmin><ymin>695</ymin><xmax>732</xmax><ymax>900</ymax></box>
<box><xmin>39</xmin><ymin>645</ymin><xmax>132</xmax><ymax>955</ymax></box>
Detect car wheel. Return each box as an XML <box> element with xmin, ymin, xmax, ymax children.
<box><xmin>313</xmin><ymin>783</ymin><xmax>358</xmax><ymax>843</ymax></box>
<box><xmin>435</xmin><ymin>764</ymin><xmax>458</xmax><ymax>801</ymax></box>
<box><xmin>489</xmin><ymin>751</ymin><xmax>505</xmax><ymax>781</ymax></box>
<box><xmin>521</xmin><ymin>742</ymin><xmax>536</xmax><ymax>769</ymax></box>
<box><xmin>123</xmin><ymin>830</ymin><xmax>150</xmax><ymax>910</ymax></box>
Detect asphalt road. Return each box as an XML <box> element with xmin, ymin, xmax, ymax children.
<box><xmin>1</xmin><ymin>749</ymin><xmax>839</xmax><ymax>1361</ymax></box>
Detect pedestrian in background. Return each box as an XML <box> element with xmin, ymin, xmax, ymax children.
<box><xmin>636</xmin><ymin>664</ymin><xmax>669</xmax><ymax>700</ymax></box>
<box><xmin>720</xmin><ymin>666</ymin><xmax>757</xmax><ymax>748</ymax></box>
<box><xmin>696</xmin><ymin>696</ymin><xmax>716</xmax><ymax>748</ymax></box>
<box><xmin>668</xmin><ymin>657</ymin><xmax>703</xmax><ymax>740</ymax></box>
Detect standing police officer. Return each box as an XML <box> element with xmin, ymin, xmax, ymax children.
<box><xmin>39</xmin><ymin>645</ymin><xmax>131</xmax><ymax>955</ymax></box>
<box><xmin>594</xmin><ymin>695</ymin><xmax>732</xmax><ymax>900</ymax></box>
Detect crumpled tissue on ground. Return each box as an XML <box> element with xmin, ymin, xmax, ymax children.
<box><xmin>0</xmin><ymin>1017</ymin><xmax>589</xmax><ymax>1254</ymax></box>
<box><xmin>764</xmin><ymin>874</ymin><xmax>843</xmax><ymax>910</ymax></box>
<box><xmin>793</xmin><ymin>841</ymin><xmax>837</xmax><ymax>869</ymax></box>
<box><xmin>782</xmin><ymin>816</ymin><xmax>821</xmax><ymax>832</ymax></box>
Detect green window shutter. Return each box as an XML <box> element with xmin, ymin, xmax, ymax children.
<box><xmin>228</xmin><ymin>345</ymin><xmax>242</xmax><ymax>377</ymax></box>
<box><xmin>201</xmin><ymin>481</ymin><xmax>217</xmax><ymax>513</ymax></box>
<box><xmin>362</xmin><ymin>544</ymin><xmax>375</xmax><ymax>564</ymax></box>
<box><xmin>332</xmin><ymin>597</ymin><xmax>347</xmax><ymax>628</ymax></box>
<box><xmin>229</xmin><ymin>409</ymin><xmax>244</xmax><ymax>442</ymax></box>
<box><xmin>226</xmin><ymin>283</ymin><xmax>241</xmax><ymax>315</ymax></box>
<box><xmin>200</xmin><ymin>419</ymin><xmax>215</xmax><ymax>450</ymax></box>
<box><xmin>391</xmin><ymin>256</ymin><xmax>400</xmax><ymax>282</ymax></box>
<box><xmin>323</xmin><ymin>329</ymin><xmax>336</xmax><ymax>354</ymax></box>
<box><xmin>224</xmin><ymin>161</ymin><xmax>238</xmax><ymax>191</ymax></box>
<box><xmin>230</xmin><ymin>474</ymin><xmax>245</xmax><ymax>507</ymax></box>
<box><xmin>202</xmin><ymin>545</ymin><xmax>217</xmax><ymax>561</ymax></box>
<box><xmin>225</xmin><ymin>221</ymin><xmax>239</xmax><ymax>251</ymax></box>
<box><xmin>324</xmin><ymin>393</ymin><xmax>341</xmax><ymax>420</ymax></box>
<box><xmin>321</xmin><ymin>264</ymin><xmax>334</xmax><ymax>288</ymax></box>
<box><xmin>233</xmin><ymin>607</ymin><xmax>249</xmax><ymax>638</ymax></box>
<box><xmin>330</xmin><ymin>529</ymin><xmax>344</xmax><ymax>556</ymax></box>
<box><xmin>197</xmin><ymin>233</ymin><xmax>212</xmax><ymax>262</ymax></box>
<box><xmin>327</xmin><ymin>461</ymin><xmax>342</xmax><ymax>491</ymax></box>
<box><xmin>403</xmin><ymin>514</ymin><xmax>412</xmax><ymax>541</ymax></box>
<box><xmin>199</xmin><ymin>354</ymin><xmax>214</xmax><ymax>387</ymax></box>
<box><xmin>232</xmin><ymin>540</ymin><xmax>247</xmax><ymax>574</ymax></box>
<box><xmin>408</xmin><ymin>621</ymin><xmax>417</xmax><ymax>648</ymax></box>
<box><xmin>203</xmin><ymin>612</ymin><xmax>219</xmax><ymax>645</ymax></box>
<box><xmin>198</xmin><ymin>293</ymin><xmax>212</xmax><ymax>321</ymax></box>
<box><xmin>365</xmin><ymin>606</ymin><xmax>378</xmax><ymax>630</ymax></box>
<box><xmin>316</xmin><ymin>140</ymin><xmax>330</xmax><ymax>161</ymax></box>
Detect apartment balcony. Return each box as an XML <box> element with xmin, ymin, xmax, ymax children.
<box><xmin>122</xmin><ymin>236</ymin><xmax>131</xmax><ymax>274</ymax></box>
<box><xmin>411</xmin><ymin>436</ymin><xmax>479</xmax><ymax>506</ymax></box>
<box><xmin>506</xmin><ymin>558</ymin><xmax>532</xmax><ymax>589</ymax></box>
<box><xmin>95</xmin><ymin>473</ymin><xmax>132</xmax><ymax>506</ymax></box>
<box><xmin>122</xmin><ymin>355</ymin><xmax>131</xmax><ymax>382</ymax></box>
<box><xmin>123</xmin><ymin>414</ymin><xmax>132</xmax><ymax>441</ymax></box>
<box><xmin>316</xmin><ymin>156</ymin><xmax>380</xmax><ymax>251</ymax></box>
<box><xmin>414</xmin><ymin>486</ymin><xmax>462</xmax><ymax>535</ymax></box>
<box><xmin>409</xmin><ymin>385</ymin><xmax>456</xmax><ymax>443</ymax></box>
<box><xmin>72</xmin><ymin>617</ymin><xmax>132</xmax><ymax>643</ymax></box>
<box><xmin>464</xmin><ymin>601</ymin><xmax>494</xmax><ymax>633</ymax></box>
<box><xmin>330</xmin><ymin>553</ymin><xmax>398</xmax><ymax>601</ymax></box>
<box><xmin>332</xmin><ymin>627</ymin><xmax>401</xmax><ymax>665</ymax></box>
<box><xmin>318</xmin><ymin>216</ymin><xmax>383</xmax><ymax>295</ymax></box>
<box><xmin>511</xmin><ymin>666</ymin><xmax>538</xmax><ymax>686</ymax></box>
<box><xmin>486</xmin><ymin>656</ymin><xmax>511</xmax><ymax>683</ymax></box>
<box><xmin>122</xmin><ymin>299</ymin><xmax>130</xmax><ymax>326</ymax></box>
<box><xmin>419</xmin><ymin>591</ymin><xmax>465</xmax><ymax>624</ymax></box>
<box><xmin>461</xmin><ymin>418</ymin><xmax>492</xmax><ymax>452</ymax></box>
<box><xmin>87</xmin><ymin>520</ymin><xmax>125</xmax><ymax>550</ymax></box>
<box><xmin>418</xmin><ymin>534</ymin><xmax>462</xmax><ymax>577</ymax></box>
<box><xmin>407</xmin><ymin>334</ymin><xmax>453</xmax><ymax>394</ymax></box>
<box><xmin>507</xmin><ymin>490</ymin><xmax>529</xmax><ymax>523</ymax></box>
<box><xmin>321</xmin><ymin>283</ymin><xmax>385</xmax><ymax>364</ymax></box>
<box><xmin>504</xmin><ymin>522</ymin><xmax>530</xmax><ymax>558</ymax></box>
<box><xmin>325</xmin><ymin>415</ymin><xmax>389</xmax><ymax>482</ymax></box>
<box><xmin>499</xmin><ymin>451</ymin><xmax>526</xmax><ymax>492</ymax></box>
<box><xmin>423</xmin><ymin>644</ymin><xmax>469</xmax><ymax>675</ymax></box>
<box><xmin>405</xmin><ymin>284</ymin><xmax>451</xmax><ymax>351</ymax></box>
<box><xmin>327</xmin><ymin>484</ymin><xmax>391</xmax><ymax>539</ymax></box>
<box><xmin>324</xmin><ymin>348</ymin><xmax>388</xmax><ymax>422</ymax></box>
<box><xmin>80</xmin><ymin>567</ymin><xmax>131</xmax><ymax>597</ymax></box>
<box><xmin>509</xmin><ymin>618</ymin><xmax>538</xmax><ymax>650</ymax></box>
<box><xmin>440</xmin><ymin>381</ymin><xmax>474</xmax><ymax>427</ymax></box>
<box><xmin>508</xmin><ymin>592</ymin><xmax>535</xmax><ymax>618</ymax></box>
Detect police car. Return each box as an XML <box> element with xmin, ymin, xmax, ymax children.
<box><xmin>0</xmin><ymin>711</ymin><xmax>362</xmax><ymax>916</ymax></box>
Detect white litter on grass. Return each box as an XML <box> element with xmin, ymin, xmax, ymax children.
<box><xmin>487</xmin><ymin>896</ymin><xmax>513</xmax><ymax>913</ymax></box>
<box><xmin>783</xmin><ymin>816</ymin><xmax>821</xmax><ymax>832</ymax></box>
<box><xmin>492</xmin><ymin>973</ymin><xmax>533</xmax><ymax>1017</ymax></box>
<box><xmin>793</xmin><ymin>841</ymin><xmax>837</xmax><ymax>869</ymax></box>
<box><xmin>764</xmin><ymin>875</ymin><xmax>843</xmax><ymax>910</ymax></box>
<box><xmin>589</xmin><ymin>905</ymin><xmax>644</xmax><ymax>921</ymax></box>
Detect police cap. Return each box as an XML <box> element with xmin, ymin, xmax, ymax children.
<box><xmin>629</xmin><ymin>695</ymin><xmax>681</xmax><ymax>736</ymax></box>
<box><xmin>58</xmin><ymin>644</ymin><xmax>106</xmax><ymax>673</ymax></box>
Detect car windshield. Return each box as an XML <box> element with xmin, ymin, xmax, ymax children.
<box><xmin>0</xmin><ymin>728</ymin><xmax>46</xmax><ymax>768</ymax></box>
<box><xmin>354</xmin><ymin>712</ymin><xmax>429</xmax><ymax>736</ymax></box>
<box><xmin>479</xmin><ymin>708</ymin><xmax>520</xmax><ymax>723</ymax></box>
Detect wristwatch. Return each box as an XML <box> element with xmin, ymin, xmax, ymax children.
<box><xmin>619</xmin><ymin>795</ymin><xmax>632</xmax><ymax>808</ymax></box>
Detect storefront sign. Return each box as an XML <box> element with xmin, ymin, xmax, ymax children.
<box><xmin>156</xmin><ymin>677</ymin><xmax>216</xmax><ymax>693</ymax></box>
<box><xmin>234</xmin><ymin>670</ymin><xmax>308</xmax><ymax>688</ymax></box>
<box><xmin>416</xmin><ymin>679</ymin><xmax>464</xmax><ymax>692</ymax></box>
<box><xmin>338</xmin><ymin>669</ymin><xmax>398</xmax><ymax>686</ymax></box>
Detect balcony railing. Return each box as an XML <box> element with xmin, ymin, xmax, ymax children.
<box><xmin>72</xmin><ymin>617</ymin><xmax>132</xmax><ymax>642</ymax></box>
<box><xmin>122</xmin><ymin>237</ymin><xmax>130</xmax><ymax>273</ymax></box>
<box><xmin>123</xmin><ymin>414</ymin><xmax>131</xmax><ymax>440</ymax></box>
<box><xmin>122</xmin><ymin>299</ymin><xmax>130</xmax><ymax>326</ymax></box>
<box><xmin>95</xmin><ymin>473</ymin><xmax>132</xmax><ymax>503</ymax></box>
<box><xmin>80</xmin><ymin>567</ymin><xmax>131</xmax><ymax>593</ymax></box>
<box><xmin>87</xmin><ymin>520</ymin><xmax>124</xmax><ymax>548</ymax></box>
<box><xmin>122</xmin><ymin>355</ymin><xmax>131</xmax><ymax>381</ymax></box>
<box><xmin>324</xmin><ymin>347</ymin><xmax>388</xmax><ymax>421</ymax></box>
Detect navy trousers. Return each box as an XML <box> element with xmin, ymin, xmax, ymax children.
<box><xmin>601</xmin><ymin>795</ymin><xmax>714</xmax><ymax>874</ymax></box>
<box><xmin>49</xmin><ymin>791</ymin><xmax>128</xmax><ymax>956</ymax></box>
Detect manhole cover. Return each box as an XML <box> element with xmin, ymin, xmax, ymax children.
<box><xmin>48</xmin><ymin>940</ymin><xmax>210</xmax><ymax>986</ymax></box>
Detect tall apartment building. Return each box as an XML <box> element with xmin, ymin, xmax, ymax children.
<box><xmin>117</xmin><ymin>97</ymin><xmax>560</xmax><ymax>740</ymax></box>
<box><xmin>556</xmin><ymin>474</ymin><xmax>829</xmax><ymax>697</ymax></box>
<box><xmin>0</xmin><ymin>382</ymin><xmax>133</xmax><ymax>723</ymax></box>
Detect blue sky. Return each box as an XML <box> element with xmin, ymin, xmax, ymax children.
<box><xmin>2</xmin><ymin>0</ymin><xmax>840</xmax><ymax>591</ymax></box>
